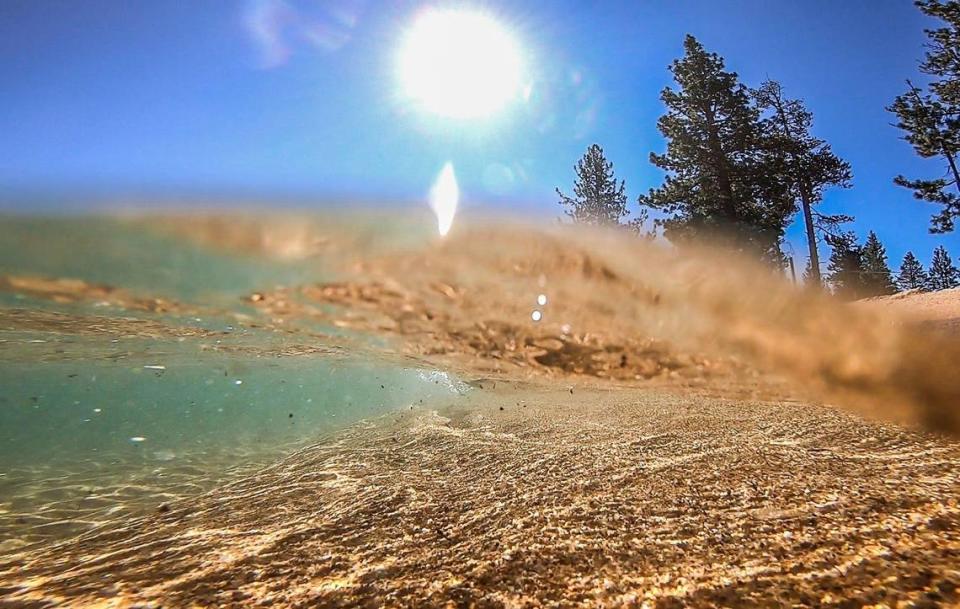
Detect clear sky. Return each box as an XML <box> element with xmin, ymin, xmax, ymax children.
<box><xmin>1</xmin><ymin>0</ymin><xmax>958</xmax><ymax>268</ymax></box>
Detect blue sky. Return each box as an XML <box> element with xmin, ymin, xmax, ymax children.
<box><xmin>1</xmin><ymin>0</ymin><xmax>958</xmax><ymax>269</ymax></box>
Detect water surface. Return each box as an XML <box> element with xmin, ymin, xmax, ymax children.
<box><xmin>0</xmin><ymin>214</ymin><xmax>467</xmax><ymax>550</ymax></box>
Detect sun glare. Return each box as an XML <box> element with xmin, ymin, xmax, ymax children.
<box><xmin>398</xmin><ymin>9</ymin><xmax>523</xmax><ymax>119</ymax></box>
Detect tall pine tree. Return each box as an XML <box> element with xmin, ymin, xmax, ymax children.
<box><xmin>928</xmin><ymin>245</ymin><xmax>960</xmax><ymax>290</ymax></box>
<box><xmin>556</xmin><ymin>144</ymin><xmax>633</xmax><ymax>227</ymax></box>
<box><xmin>802</xmin><ymin>256</ymin><xmax>816</xmax><ymax>285</ymax></box>
<box><xmin>860</xmin><ymin>231</ymin><xmax>896</xmax><ymax>296</ymax></box>
<box><xmin>639</xmin><ymin>36</ymin><xmax>794</xmax><ymax>263</ymax></box>
<box><xmin>825</xmin><ymin>232</ymin><xmax>866</xmax><ymax>300</ymax></box>
<box><xmin>753</xmin><ymin>80</ymin><xmax>853</xmax><ymax>285</ymax></box>
<box><xmin>897</xmin><ymin>251</ymin><xmax>929</xmax><ymax>291</ymax></box>
<box><xmin>889</xmin><ymin>0</ymin><xmax>960</xmax><ymax>233</ymax></box>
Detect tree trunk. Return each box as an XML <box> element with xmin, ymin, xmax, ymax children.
<box><xmin>703</xmin><ymin>106</ymin><xmax>737</xmax><ymax>221</ymax></box>
<box><xmin>800</xmin><ymin>187</ymin><xmax>821</xmax><ymax>285</ymax></box>
<box><xmin>768</xmin><ymin>89</ymin><xmax>821</xmax><ymax>285</ymax></box>
<box><xmin>944</xmin><ymin>148</ymin><xmax>960</xmax><ymax>197</ymax></box>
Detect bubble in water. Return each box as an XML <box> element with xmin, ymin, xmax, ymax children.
<box><xmin>531</xmin><ymin>310</ymin><xmax>542</xmax><ymax>322</ymax></box>
<box><xmin>537</xmin><ymin>294</ymin><xmax>547</xmax><ymax>306</ymax></box>
<box><xmin>417</xmin><ymin>369</ymin><xmax>470</xmax><ymax>394</ymax></box>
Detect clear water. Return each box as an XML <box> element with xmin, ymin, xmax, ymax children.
<box><xmin>0</xmin><ymin>215</ymin><xmax>468</xmax><ymax>550</ymax></box>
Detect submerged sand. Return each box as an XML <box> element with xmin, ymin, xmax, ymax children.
<box><xmin>1</xmin><ymin>383</ymin><xmax>958</xmax><ymax>608</ymax></box>
<box><xmin>2</xmin><ymin>214</ymin><xmax>959</xmax><ymax>607</ymax></box>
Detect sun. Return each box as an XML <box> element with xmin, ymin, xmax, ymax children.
<box><xmin>397</xmin><ymin>8</ymin><xmax>523</xmax><ymax>119</ymax></box>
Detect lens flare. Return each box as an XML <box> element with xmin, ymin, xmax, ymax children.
<box><xmin>430</xmin><ymin>162</ymin><xmax>458</xmax><ymax>237</ymax></box>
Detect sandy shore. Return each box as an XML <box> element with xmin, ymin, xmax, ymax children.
<box><xmin>860</xmin><ymin>287</ymin><xmax>960</xmax><ymax>337</ymax></box>
<box><xmin>2</xmin><ymin>384</ymin><xmax>958</xmax><ymax>608</ymax></box>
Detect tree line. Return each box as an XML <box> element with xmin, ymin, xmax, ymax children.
<box><xmin>824</xmin><ymin>234</ymin><xmax>958</xmax><ymax>298</ymax></box>
<box><xmin>556</xmin><ymin>1</ymin><xmax>960</xmax><ymax>299</ymax></box>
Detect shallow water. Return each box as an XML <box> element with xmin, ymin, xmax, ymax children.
<box><xmin>2</xmin><ymin>212</ymin><xmax>960</xmax><ymax>607</ymax></box>
<box><xmin>2</xmin><ymin>210</ymin><xmax>958</xmax><ymax>558</ymax></box>
<box><xmin>0</xmin><ymin>214</ymin><xmax>469</xmax><ymax>550</ymax></box>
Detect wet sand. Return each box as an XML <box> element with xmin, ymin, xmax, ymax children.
<box><xmin>2</xmin><ymin>383</ymin><xmax>958</xmax><ymax>608</ymax></box>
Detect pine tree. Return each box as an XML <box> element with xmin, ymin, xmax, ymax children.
<box><xmin>825</xmin><ymin>232</ymin><xmax>866</xmax><ymax>299</ymax></box>
<box><xmin>889</xmin><ymin>1</ymin><xmax>960</xmax><ymax>233</ymax></box>
<box><xmin>928</xmin><ymin>245</ymin><xmax>960</xmax><ymax>290</ymax></box>
<box><xmin>801</xmin><ymin>256</ymin><xmax>824</xmax><ymax>290</ymax></box>
<box><xmin>897</xmin><ymin>251</ymin><xmax>929</xmax><ymax>291</ymax></box>
<box><xmin>639</xmin><ymin>35</ymin><xmax>794</xmax><ymax>263</ymax></box>
<box><xmin>802</xmin><ymin>256</ymin><xmax>816</xmax><ymax>284</ymax></box>
<box><xmin>556</xmin><ymin>144</ymin><xmax>631</xmax><ymax>227</ymax></box>
<box><xmin>860</xmin><ymin>231</ymin><xmax>896</xmax><ymax>296</ymax></box>
<box><xmin>752</xmin><ymin>80</ymin><xmax>853</xmax><ymax>285</ymax></box>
